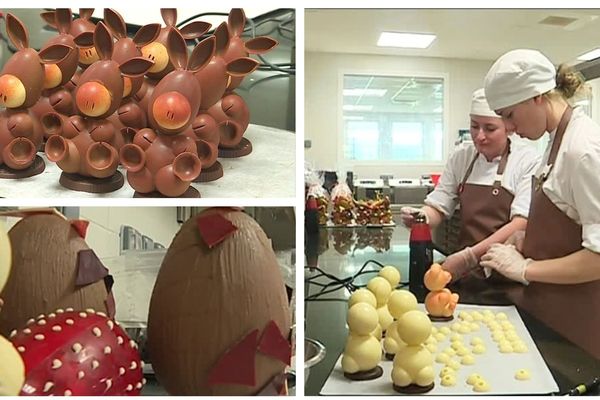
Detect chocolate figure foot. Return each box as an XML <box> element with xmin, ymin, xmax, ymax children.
<box><xmin>133</xmin><ymin>186</ymin><xmax>200</xmax><ymax>198</ymax></box>
<box><xmin>0</xmin><ymin>156</ymin><xmax>45</xmax><ymax>179</ymax></box>
<box><xmin>194</xmin><ymin>161</ymin><xmax>223</xmax><ymax>183</ymax></box>
<box><xmin>59</xmin><ymin>171</ymin><xmax>124</xmax><ymax>193</ymax></box>
<box><xmin>218</xmin><ymin>137</ymin><xmax>252</xmax><ymax>158</ymax></box>
<box><xmin>393</xmin><ymin>382</ymin><xmax>434</xmax><ymax>394</ymax></box>
<box><xmin>428</xmin><ymin>314</ymin><xmax>454</xmax><ymax>322</ymax></box>
<box><xmin>344</xmin><ymin>366</ymin><xmax>383</xmax><ymax>381</ymax></box>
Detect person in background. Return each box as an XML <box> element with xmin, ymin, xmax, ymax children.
<box><xmin>401</xmin><ymin>88</ymin><xmax>541</xmax><ymax>281</ymax></box>
<box><xmin>480</xmin><ymin>49</ymin><xmax>600</xmax><ymax>285</ymax></box>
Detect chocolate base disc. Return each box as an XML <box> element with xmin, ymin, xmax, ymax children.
<box><xmin>218</xmin><ymin>137</ymin><xmax>252</xmax><ymax>158</ymax></box>
<box><xmin>0</xmin><ymin>155</ymin><xmax>45</xmax><ymax>179</ymax></box>
<box><xmin>393</xmin><ymin>382</ymin><xmax>435</xmax><ymax>394</ymax></box>
<box><xmin>60</xmin><ymin>171</ymin><xmax>124</xmax><ymax>193</ymax></box>
<box><xmin>194</xmin><ymin>161</ymin><xmax>223</xmax><ymax>183</ymax></box>
<box><xmin>344</xmin><ymin>366</ymin><xmax>383</xmax><ymax>381</ymax></box>
<box><xmin>428</xmin><ymin>314</ymin><xmax>454</xmax><ymax>322</ymax></box>
<box><xmin>133</xmin><ymin>186</ymin><xmax>200</xmax><ymax>198</ymax></box>
<box><xmin>385</xmin><ymin>353</ymin><xmax>395</xmax><ymax>361</ymax></box>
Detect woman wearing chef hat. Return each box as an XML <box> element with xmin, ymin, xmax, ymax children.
<box><xmin>401</xmin><ymin>88</ymin><xmax>541</xmax><ymax>281</ymax></box>
<box><xmin>480</xmin><ymin>49</ymin><xmax>600</xmax><ymax>285</ymax></box>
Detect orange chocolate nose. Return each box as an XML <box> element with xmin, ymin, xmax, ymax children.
<box><xmin>0</xmin><ymin>74</ymin><xmax>26</xmax><ymax>108</ymax></box>
<box><xmin>141</xmin><ymin>42</ymin><xmax>169</xmax><ymax>73</ymax></box>
<box><xmin>152</xmin><ymin>91</ymin><xmax>191</xmax><ymax>130</ymax></box>
<box><xmin>43</xmin><ymin>64</ymin><xmax>63</xmax><ymax>89</ymax></box>
<box><xmin>76</xmin><ymin>81</ymin><xmax>112</xmax><ymax>117</ymax></box>
<box><xmin>123</xmin><ymin>76</ymin><xmax>133</xmax><ymax>97</ymax></box>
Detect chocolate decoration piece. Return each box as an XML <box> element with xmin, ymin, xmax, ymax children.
<box><xmin>147</xmin><ymin>209</ymin><xmax>291</xmax><ymax>395</ymax></box>
<box><xmin>132</xmin><ymin>186</ymin><xmax>200</xmax><ymax>198</ymax></box>
<box><xmin>194</xmin><ymin>161</ymin><xmax>223</xmax><ymax>183</ymax></box>
<box><xmin>344</xmin><ymin>366</ymin><xmax>384</xmax><ymax>381</ymax></box>
<box><xmin>0</xmin><ymin>13</ymin><xmax>72</xmax><ymax>176</ymax></box>
<box><xmin>428</xmin><ymin>314</ymin><xmax>454</xmax><ymax>322</ymax></box>
<box><xmin>75</xmin><ymin>249</ymin><xmax>109</xmax><ymax>286</ymax></box>
<box><xmin>0</xmin><ymin>155</ymin><xmax>45</xmax><ymax>179</ymax></box>
<box><xmin>393</xmin><ymin>382</ymin><xmax>435</xmax><ymax>394</ymax></box>
<box><xmin>0</xmin><ymin>213</ymin><xmax>110</xmax><ymax>336</ymax></box>
<box><xmin>257</xmin><ymin>320</ymin><xmax>292</xmax><ymax>365</ymax></box>
<box><xmin>70</xmin><ymin>219</ymin><xmax>90</xmax><ymax>239</ymax></box>
<box><xmin>196</xmin><ymin>213</ymin><xmax>238</xmax><ymax>248</ymax></box>
<box><xmin>218</xmin><ymin>137</ymin><xmax>252</xmax><ymax>158</ymax></box>
<box><xmin>207</xmin><ymin>329</ymin><xmax>259</xmax><ymax>387</ymax></box>
<box><xmin>121</xmin><ymin>30</ymin><xmax>214</xmax><ymax>197</ymax></box>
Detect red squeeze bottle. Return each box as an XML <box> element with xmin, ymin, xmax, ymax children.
<box><xmin>409</xmin><ymin>213</ymin><xmax>433</xmax><ymax>300</ymax></box>
<box><xmin>305</xmin><ymin>196</ymin><xmax>319</xmax><ymax>234</ymax></box>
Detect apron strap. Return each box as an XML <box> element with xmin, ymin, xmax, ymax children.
<box><xmin>539</xmin><ymin>106</ymin><xmax>573</xmax><ymax>184</ymax></box>
<box><xmin>459</xmin><ymin>152</ymin><xmax>479</xmax><ymax>193</ymax></box>
<box><xmin>459</xmin><ymin>140</ymin><xmax>511</xmax><ymax>194</ymax></box>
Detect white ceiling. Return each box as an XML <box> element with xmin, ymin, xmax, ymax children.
<box><xmin>305</xmin><ymin>9</ymin><xmax>600</xmax><ymax>64</ymax></box>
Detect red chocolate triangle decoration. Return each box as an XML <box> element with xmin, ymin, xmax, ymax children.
<box><xmin>207</xmin><ymin>329</ymin><xmax>258</xmax><ymax>387</ymax></box>
<box><xmin>196</xmin><ymin>213</ymin><xmax>238</xmax><ymax>248</ymax></box>
<box><xmin>70</xmin><ymin>220</ymin><xmax>90</xmax><ymax>239</ymax></box>
<box><xmin>258</xmin><ymin>320</ymin><xmax>291</xmax><ymax>365</ymax></box>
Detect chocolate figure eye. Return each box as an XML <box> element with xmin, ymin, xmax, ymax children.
<box><xmin>43</xmin><ymin>64</ymin><xmax>63</xmax><ymax>89</ymax></box>
<box><xmin>0</xmin><ymin>74</ymin><xmax>26</xmax><ymax>108</ymax></box>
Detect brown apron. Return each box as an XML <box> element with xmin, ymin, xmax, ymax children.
<box><xmin>508</xmin><ymin>106</ymin><xmax>600</xmax><ymax>360</ymax></box>
<box><xmin>458</xmin><ymin>140</ymin><xmax>514</xmax><ymax>249</ymax></box>
<box><xmin>522</xmin><ymin>106</ymin><xmax>582</xmax><ymax>259</ymax></box>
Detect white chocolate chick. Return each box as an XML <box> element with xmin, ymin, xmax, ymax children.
<box><xmin>378</xmin><ymin>266</ymin><xmax>401</xmax><ymax>288</ymax></box>
<box><xmin>348</xmin><ymin>288</ymin><xmax>382</xmax><ymax>340</ymax></box>
<box><xmin>342</xmin><ymin>303</ymin><xmax>382</xmax><ymax>375</ymax></box>
<box><xmin>366</xmin><ymin>277</ymin><xmax>393</xmax><ymax>332</ymax></box>
<box><xmin>392</xmin><ymin>310</ymin><xmax>435</xmax><ymax>390</ymax></box>
<box><xmin>0</xmin><ymin>223</ymin><xmax>26</xmax><ymax>395</ymax></box>
<box><xmin>383</xmin><ymin>290</ymin><xmax>417</xmax><ymax>356</ymax></box>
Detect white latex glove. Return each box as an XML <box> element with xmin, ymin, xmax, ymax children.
<box><xmin>505</xmin><ymin>230</ymin><xmax>526</xmax><ymax>252</ymax></box>
<box><xmin>442</xmin><ymin>247</ymin><xmax>478</xmax><ymax>282</ymax></box>
<box><xmin>400</xmin><ymin>207</ymin><xmax>428</xmax><ymax>228</ymax></box>
<box><xmin>480</xmin><ymin>244</ymin><xmax>531</xmax><ymax>285</ymax></box>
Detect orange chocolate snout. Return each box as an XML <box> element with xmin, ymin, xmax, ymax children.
<box><xmin>0</xmin><ymin>74</ymin><xmax>26</xmax><ymax>108</ymax></box>
<box><xmin>141</xmin><ymin>42</ymin><xmax>169</xmax><ymax>74</ymax></box>
<box><xmin>152</xmin><ymin>91</ymin><xmax>191</xmax><ymax>131</ymax></box>
<box><xmin>43</xmin><ymin>64</ymin><xmax>63</xmax><ymax>89</ymax></box>
<box><xmin>76</xmin><ymin>81</ymin><xmax>112</xmax><ymax>117</ymax></box>
<box><xmin>79</xmin><ymin>46</ymin><xmax>100</xmax><ymax>66</ymax></box>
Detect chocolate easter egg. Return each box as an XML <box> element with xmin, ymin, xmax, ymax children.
<box><xmin>147</xmin><ymin>208</ymin><xmax>291</xmax><ymax>395</ymax></box>
<box><xmin>0</xmin><ymin>213</ymin><xmax>110</xmax><ymax>336</ymax></box>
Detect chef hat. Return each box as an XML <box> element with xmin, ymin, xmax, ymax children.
<box><xmin>470</xmin><ymin>88</ymin><xmax>500</xmax><ymax>118</ymax></box>
<box><xmin>484</xmin><ymin>49</ymin><xmax>556</xmax><ymax>111</ymax></box>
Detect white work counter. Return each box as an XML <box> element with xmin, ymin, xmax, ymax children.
<box><xmin>0</xmin><ymin>124</ymin><xmax>295</xmax><ymax>199</ymax></box>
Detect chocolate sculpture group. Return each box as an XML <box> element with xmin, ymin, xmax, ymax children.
<box><xmin>0</xmin><ymin>8</ymin><xmax>277</xmax><ymax>196</ymax></box>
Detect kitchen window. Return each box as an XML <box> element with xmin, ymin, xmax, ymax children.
<box><xmin>342</xmin><ymin>74</ymin><xmax>445</xmax><ymax>163</ymax></box>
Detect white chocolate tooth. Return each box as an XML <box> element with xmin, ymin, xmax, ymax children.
<box><xmin>37</xmin><ymin>314</ymin><xmax>45</xmax><ymax>320</ymax></box>
<box><xmin>51</xmin><ymin>359</ymin><xmax>62</xmax><ymax>369</ymax></box>
<box><xmin>27</xmin><ymin>318</ymin><xmax>35</xmax><ymax>325</ymax></box>
<box><xmin>92</xmin><ymin>360</ymin><xmax>99</xmax><ymax>370</ymax></box>
<box><xmin>104</xmin><ymin>346</ymin><xmax>112</xmax><ymax>355</ymax></box>
<box><xmin>79</xmin><ymin>312</ymin><xmax>87</xmax><ymax>318</ymax></box>
<box><xmin>34</xmin><ymin>334</ymin><xmax>45</xmax><ymax>341</ymax></box>
<box><xmin>119</xmin><ymin>367</ymin><xmax>126</xmax><ymax>376</ymax></box>
<box><xmin>97</xmin><ymin>311</ymin><xmax>107</xmax><ymax>318</ymax></box>
<box><xmin>107</xmin><ymin>320</ymin><xmax>114</xmax><ymax>330</ymax></box>
<box><xmin>142</xmin><ymin>378</ymin><xmax>147</xmax><ymax>385</ymax></box>
<box><xmin>126</xmin><ymin>385</ymin><xmax>133</xmax><ymax>392</ymax></box>
<box><xmin>9</xmin><ymin>330</ymin><xmax>17</xmax><ymax>338</ymax></box>
<box><xmin>56</xmin><ymin>309</ymin><xmax>65</xmax><ymax>314</ymax></box>
<box><xmin>66</xmin><ymin>307</ymin><xmax>74</xmax><ymax>312</ymax></box>
<box><xmin>86</xmin><ymin>308</ymin><xmax>96</xmax><ymax>314</ymax></box>
<box><xmin>130</xmin><ymin>361</ymin><xmax>137</xmax><ymax>370</ymax></box>
<box><xmin>38</xmin><ymin>319</ymin><xmax>47</xmax><ymax>326</ymax></box>
<box><xmin>23</xmin><ymin>328</ymin><xmax>31</xmax><ymax>334</ymax></box>
<box><xmin>66</xmin><ymin>319</ymin><xmax>74</xmax><ymax>326</ymax></box>
<box><xmin>117</xmin><ymin>336</ymin><xmax>124</xmax><ymax>345</ymax></box>
<box><xmin>92</xmin><ymin>327</ymin><xmax>102</xmax><ymax>337</ymax></box>
<box><xmin>105</xmin><ymin>379</ymin><xmax>112</xmax><ymax>390</ymax></box>
<box><xmin>130</xmin><ymin>340</ymin><xmax>138</xmax><ymax>349</ymax></box>
<box><xmin>136</xmin><ymin>382</ymin><xmax>142</xmax><ymax>389</ymax></box>
<box><xmin>77</xmin><ymin>371</ymin><xmax>85</xmax><ymax>380</ymax></box>
<box><xmin>72</xmin><ymin>343</ymin><xmax>83</xmax><ymax>353</ymax></box>
<box><xmin>64</xmin><ymin>390</ymin><xmax>72</xmax><ymax>396</ymax></box>
<box><xmin>17</xmin><ymin>346</ymin><xmax>25</xmax><ymax>353</ymax></box>
<box><xmin>52</xmin><ymin>325</ymin><xmax>62</xmax><ymax>332</ymax></box>
<box><xmin>48</xmin><ymin>313</ymin><xmax>56</xmax><ymax>318</ymax></box>
<box><xmin>43</xmin><ymin>382</ymin><xmax>54</xmax><ymax>393</ymax></box>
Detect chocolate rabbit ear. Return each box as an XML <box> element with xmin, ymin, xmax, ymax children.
<box><xmin>133</xmin><ymin>23</ymin><xmax>161</xmax><ymax>47</ymax></box>
<box><xmin>104</xmin><ymin>8</ymin><xmax>127</xmax><ymax>39</ymax></box>
<box><xmin>54</xmin><ymin>8</ymin><xmax>72</xmax><ymax>35</ymax></box>
<box><xmin>228</xmin><ymin>8</ymin><xmax>246</xmax><ymax>37</ymax></box>
<box><xmin>166</xmin><ymin>27</ymin><xmax>188</xmax><ymax>70</ymax></box>
<box><xmin>78</xmin><ymin>8</ymin><xmax>94</xmax><ymax>20</ymax></box>
<box><xmin>73</xmin><ymin>31</ymin><xmax>94</xmax><ymax>47</ymax></box>
<box><xmin>179</xmin><ymin>21</ymin><xmax>211</xmax><ymax>40</ymax></box>
<box><xmin>38</xmin><ymin>43</ymin><xmax>73</xmax><ymax>65</ymax></box>
<box><xmin>187</xmin><ymin>36</ymin><xmax>215</xmax><ymax>73</ymax></box>
<box><xmin>214</xmin><ymin>22</ymin><xmax>230</xmax><ymax>56</ymax></box>
<box><xmin>94</xmin><ymin>22</ymin><xmax>113</xmax><ymax>61</ymax></box>
<box><xmin>245</xmin><ymin>37</ymin><xmax>278</xmax><ymax>54</ymax></box>
<box><xmin>6</xmin><ymin>13</ymin><xmax>29</xmax><ymax>50</ymax></box>
<box><xmin>161</xmin><ymin>8</ymin><xmax>177</xmax><ymax>27</ymax></box>
<box><xmin>226</xmin><ymin>57</ymin><xmax>259</xmax><ymax>77</ymax></box>
<box><xmin>119</xmin><ymin>56</ymin><xmax>155</xmax><ymax>77</ymax></box>
<box><xmin>40</xmin><ymin>11</ymin><xmax>57</xmax><ymax>28</ymax></box>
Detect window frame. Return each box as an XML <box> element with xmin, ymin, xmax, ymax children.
<box><xmin>337</xmin><ymin>69</ymin><xmax>450</xmax><ymax>169</ymax></box>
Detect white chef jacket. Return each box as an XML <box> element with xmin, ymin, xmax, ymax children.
<box><xmin>425</xmin><ymin>141</ymin><xmax>541</xmax><ymax>220</ymax></box>
<box><xmin>539</xmin><ymin>107</ymin><xmax>600</xmax><ymax>253</ymax></box>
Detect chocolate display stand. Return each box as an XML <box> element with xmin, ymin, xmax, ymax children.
<box><xmin>0</xmin><ymin>14</ymin><xmax>72</xmax><ymax>179</ymax></box>
<box><xmin>219</xmin><ymin>137</ymin><xmax>253</xmax><ymax>158</ymax></box>
<box><xmin>195</xmin><ymin>161</ymin><xmax>223</xmax><ymax>182</ymax></box>
<box><xmin>43</xmin><ymin>22</ymin><xmax>153</xmax><ymax>194</ymax></box>
<box><xmin>344</xmin><ymin>367</ymin><xmax>384</xmax><ymax>381</ymax></box>
<box><xmin>120</xmin><ymin>29</ymin><xmax>214</xmax><ymax>198</ymax></box>
<box><xmin>133</xmin><ymin>186</ymin><xmax>200</xmax><ymax>198</ymax></box>
<box><xmin>393</xmin><ymin>382</ymin><xmax>435</xmax><ymax>394</ymax></box>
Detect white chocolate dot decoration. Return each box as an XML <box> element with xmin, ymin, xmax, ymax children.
<box><xmin>450</xmin><ymin>333</ymin><xmax>462</xmax><ymax>342</ymax></box>
<box><xmin>473</xmin><ymin>379</ymin><xmax>491</xmax><ymax>392</ymax></box>
<box><xmin>445</xmin><ymin>359</ymin><xmax>461</xmax><ymax>370</ymax></box>
<box><xmin>472</xmin><ymin>344</ymin><xmax>486</xmax><ymax>354</ymax></box>
<box><xmin>443</xmin><ymin>347</ymin><xmax>456</xmax><ymax>356</ymax></box>
<box><xmin>434</xmin><ymin>332</ymin><xmax>445</xmax><ymax>341</ymax></box>
<box><xmin>461</xmin><ymin>354</ymin><xmax>476</xmax><ymax>365</ymax></box>
<box><xmin>440</xmin><ymin>327</ymin><xmax>451</xmax><ymax>335</ymax></box>
<box><xmin>467</xmin><ymin>373</ymin><xmax>483</xmax><ymax>385</ymax></box>
<box><xmin>441</xmin><ymin>374</ymin><xmax>457</xmax><ymax>386</ymax></box>
<box><xmin>456</xmin><ymin>347</ymin><xmax>470</xmax><ymax>356</ymax></box>
<box><xmin>439</xmin><ymin>366</ymin><xmax>456</xmax><ymax>377</ymax></box>
<box><xmin>436</xmin><ymin>353</ymin><xmax>450</xmax><ymax>364</ymax></box>
<box><xmin>515</xmin><ymin>369</ymin><xmax>531</xmax><ymax>380</ymax></box>
<box><xmin>499</xmin><ymin>342</ymin><xmax>513</xmax><ymax>353</ymax></box>
<box><xmin>496</xmin><ymin>312</ymin><xmax>508</xmax><ymax>320</ymax></box>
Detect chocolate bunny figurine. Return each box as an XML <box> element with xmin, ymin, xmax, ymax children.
<box><xmin>42</xmin><ymin>22</ymin><xmax>154</xmax><ymax>193</ymax></box>
<box><xmin>192</xmin><ymin>21</ymin><xmax>261</xmax><ymax>177</ymax></box>
<box><xmin>120</xmin><ymin>29</ymin><xmax>215</xmax><ymax>198</ymax></box>
<box><xmin>135</xmin><ymin>9</ymin><xmax>211</xmax><ymax>116</ymax></box>
<box><xmin>0</xmin><ymin>13</ymin><xmax>72</xmax><ymax>179</ymax></box>
<box><xmin>103</xmin><ymin>8</ymin><xmax>161</xmax><ymax>134</ymax></box>
<box><xmin>31</xmin><ymin>9</ymin><xmax>80</xmax><ymax>134</ymax></box>
<box><xmin>210</xmin><ymin>9</ymin><xmax>278</xmax><ymax>158</ymax></box>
